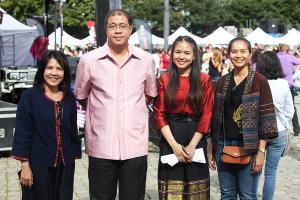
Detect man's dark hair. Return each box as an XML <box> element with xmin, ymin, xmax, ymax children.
<box><xmin>104</xmin><ymin>9</ymin><xmax>132</xmax><ymax>28</ymax></box>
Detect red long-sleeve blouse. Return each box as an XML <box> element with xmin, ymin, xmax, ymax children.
<box><xmin>153</xmin><ymin>73</ymin><xmax>215</xmax><ymax>135</ymax></box>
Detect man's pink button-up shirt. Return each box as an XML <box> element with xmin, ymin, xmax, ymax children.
<box><xmin>74</xmin><ymin>43</ymin><xmax>157</xmax><ymax>160</ymax></box>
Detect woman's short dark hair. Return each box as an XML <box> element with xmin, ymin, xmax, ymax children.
<box><xmin>251</xmin><ymin>48</ymin><xmax>263</xmax><ymax>64</ymax></box>
<box><xmin>228</xmin><ymin>37</ymin><xmax>252</xmax><ymax>54</ymax></box>
<box><xmin>34</xmin><ymin>50</ymin><xmax>71</xmax><ymax>95</ymax></box>
<box><xmin>104</xmin><ymin>9</ymin><xmax>132</xmax><ymax>28</ymax></box>
<box><xmin>256</xmin><ymin>51</ymin><xmax>285</xmax><ymax>80</ymax></box>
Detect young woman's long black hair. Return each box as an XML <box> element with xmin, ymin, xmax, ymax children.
<box><xmin>165</xmin><ymin>36</ymin><xmax>202</xmax><ymax>114</ymax></box>
<box><xmin>34</xmin><ymin>50</ymin><xmax>71</xmax><ymax>96</ymax></box>
<box><xmin>256</xmin><ymin>51</ymin><xmax>285</xmax><ymax>80</ymax></box>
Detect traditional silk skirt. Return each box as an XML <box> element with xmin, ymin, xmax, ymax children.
<box><xmin>158</xmin><ymin>117</ymin><xmax>210</xmax><ymax>200</ymax></box>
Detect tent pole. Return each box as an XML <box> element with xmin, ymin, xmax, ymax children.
<box><xmin>59</xmin><ymin>1</ymin><xmax>63</xmax><ymax>52</ymax></box>
<box><xmin>163</xmin><ymin>0</ymin><xmax>169</xmax><ymax>51</ymax></box>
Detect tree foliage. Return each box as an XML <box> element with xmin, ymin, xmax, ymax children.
<box><xmin>1</xmin><ymin>0</ymin><xmax>300</xmax><ymax>38</ymax></box>
<box><xmin>1</xmin><ymin>0</ymin><xmax>95</xmax><ymax>38</ymax></box>
<box><xmin>0</xmin><ymin>0</ymin><xmax>43</xmax><ymax>23</ymax></box>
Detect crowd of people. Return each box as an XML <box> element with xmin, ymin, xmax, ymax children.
<box><xmin>10</xmin><ymin>8</ymin><xmax>300</xmax><ymax>200</ymax></box>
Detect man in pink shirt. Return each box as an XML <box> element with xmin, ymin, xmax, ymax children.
<box><xmin>74</xmin><ymin>9</ymin><xmax>157</xmax><ymax>200</ymax></box>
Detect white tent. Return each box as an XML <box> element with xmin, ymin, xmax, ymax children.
<box><xmin>152</xmin><ymin>34</ymin><xmax>165</xmax><ymax>47</ymax></box>
<box><xmin>168</xmin><ymin>27</ymin><xmax>203</xmax><ymax>45</ymax></box>
<box><xmin>48</xmin><ymin>27</ymin><xmax>84</xmax><ymax>49</ymax></box>
<box><xmin>81</xmin><ymin>35</ymin><xmax>96</xmax><ymax>45</ymax></box>
<box><xmin>201</xmin><ymin>27</ymin><xmax>235</xmax><ymax>45</ymax></box>
<box><xmin>0</xmin><ymin>7</ymin><xmax>37</xmax><ymax>67</ymax></box>
<box><xmin>129</xmin><ymin>31</ymin><xmax>164</xmax><ymax>48</ymax></box>
<box><xmin>245</xmin><ymin>27</ymin><xmax>278</xmax><ymax>46</ymax></box>
<box><xmin>277</xmin><ymin>28</ymin><xmax>300</xmax><ymax>47</ymax></box>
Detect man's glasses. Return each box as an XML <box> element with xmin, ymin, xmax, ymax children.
<box><xmin>56</xmin><ymin>101</ymin><xmax>63</xmax><ymax>121</ymax></box>
<box><xmin>106</xmin><ymin>24</ymin><xmax>130</xmax><ymax>31</ymax></box>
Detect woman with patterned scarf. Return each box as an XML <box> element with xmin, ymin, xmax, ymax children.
<box><xmin>208</xmin><ymin>37</ymin><xmax>278</xmax><ymax>200</ymax></box>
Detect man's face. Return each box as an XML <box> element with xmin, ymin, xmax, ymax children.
<box><xmin>106</xmin><ymin>15</ymin><xmax>132</xmax><ymax>49</ymax></box>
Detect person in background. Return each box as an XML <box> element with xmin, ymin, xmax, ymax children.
<box><xmin>11</xmin><ymin>50</ymin><xmax>82</xmax><ymax>200</ymax></box>
<box><xmin>293</xmin><ymin>66</ymin><xmax>300</xmax><ymax>95</ymax></box>
<box><xmin>198</xmin><ymin>45</ymin><xmax>204</xmax><ymax>67</ymax></box>
<box><xmin>251</xmin><ymin>48</ymin><xmax>263</xmax><ymax>71</ymax></box>
<box><xmin>256</xmin><ymin>51</ymin><xmax>294</xmax><ymax>200</ymax></box>
<box><xmin>208</xmin><ymin>47</ymin><xmax>223</xmax><ymax>81</ymax></box>
<box><xmin>152</xmin><ymin>48</ymin><xmax>161</xmax><ymax>76</ymax></box>
<box><xmin>277</xmin><ymin>44</ymin><xmax>300</xmax><ymax>136</ymax></box>
<box><xmin>74</xmin><ymin>9</ymin><xmax>157</xmax><ymax>200</ymax></box>
<box><xmin>73</xmin><ymin>47</ymin><xmax>83</xmax><ymax>57</ymax></box>
<box><xmin>221</xmin><ymin>48</ymin><xmax>232</xmax><ymax>76</ymax></box>
<box><xmin>154</xmin><ymin>35</ymin><xmax>214</xmax><ymax>199</ymax></box>
<box><xmin>209</xmin><ymin>37</ymin><xmax>278</xmax><ymax>200</ymax></box>
<box><xmin>161</xmin><ymin>47</ymin><xmax>171</xmax><ymax>70</ymax></box>
<box><xmin>64</xmin><ymin>46</ymin><xmax>74</xmax><ymax>57</ymax></box>
<box><xmin>201</xmin><ymin>44</ymin><xmax>213</xmax><ymax>73</ymax></box>
<box><xmin>293</xmin><ymin>49</ymin><xmax>300</xmax><ymax>95</ymax></box>
<box><xmin>221</xmin><ymin>47</ymin><xmax>229</xmax><ymax>64</ymax></box>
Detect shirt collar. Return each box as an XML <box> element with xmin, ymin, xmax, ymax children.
<box><xmin>277</xmin><ymin>52</ymin><xmax>286</xmax><ymax>55</ymax></box>
<box><xmin>95</xmin><ymin>42</ymin><xmax>141</xmax><ymax>60</ymax></box>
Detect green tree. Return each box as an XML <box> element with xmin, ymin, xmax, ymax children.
<box><xmin>123</xmin><ymin>0</ymin><xmax>164</xmax><ymax>35</ymax></box>
<box><xmin>62</xmin><ymin>0</ymin><xmax>95</xmax><ymax>38</ymax></box>
<box><xmin>2</xmin><ymin>0</ymin><xmax>300</xmax><ymax>38</ymax></box>
<box><xmin>221</xmin><ymin>0</ymin><xmax>300</xmax><ymax>29</ymax></box>
<box><xmin>1</xmin><ymin>0</ymin><xmax>95</xmax><ymax>38</ymax></box>
<box><xmin>1</xmin><ymin>0</ymin><xmax>43</xmax><ymax>23</ymax></box>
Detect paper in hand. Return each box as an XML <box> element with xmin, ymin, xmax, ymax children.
<box><xmin>192</xmin><ymin>148</ymin><xmax>206</xmax><ymax>163</ymax></box>
<box><xmin>160</xmin><ymin>148</ymin><xmax>206</xmax><ymax>167</ymax></box>
<box><xmin>160</xmin><ymin>153</ymin><xmax>179</xmax><ymax>167</ymax></box>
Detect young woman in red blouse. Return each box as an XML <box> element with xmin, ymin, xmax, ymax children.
<box><xmin>153</xmin><ymin>36</ymin><xmax>215</xmax><ymax>199</ymax></box>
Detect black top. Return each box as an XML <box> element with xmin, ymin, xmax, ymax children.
<box><xmin>11</xmin><ymin>87</ymin><xmax>82</xmax><ymax>167</ymax></box>
<box><xmin>222</xmin><ymin>75</ymin><xmax>247</xmax><ymax>139</ymax></box>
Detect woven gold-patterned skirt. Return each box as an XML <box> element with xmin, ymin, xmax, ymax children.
<box><xmin>158</xmin><ymin>178</ymin><xmax>210</xmax><ymax>200</ymax></box>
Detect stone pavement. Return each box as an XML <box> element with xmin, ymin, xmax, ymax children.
<box><xmin>1</xmin><ymin>106</ymin><xmax>300</xmax><ymax>200</ymax></box>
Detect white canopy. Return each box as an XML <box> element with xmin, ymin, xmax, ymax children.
<box><xmin>168</xmin><ymin>27</ymin><xmax>203</xmax><ymax>44</ymax></box>
<box><xmin>200</xmin><ymin>27</ymin><xmax>235</xmax><ymax>45</ymax></box>
<box><xmin>0</xmin><ymin>7</ymin><xmax>37</xmax><ymax>67</ymax></box>
<box><xmin>48</xmin><ymin>27</ymin><xmax>84</xmax><ymax>49</ymax></box>
<box><xmin>129</xmin><ymin>31</ymin><xmax>164</xmax><ymax>48</ymax></box>
<box><xmin>81</xmin><ymin>35</ymin><xmax>96</xmax><ymax>45</ymax></box>
<box><xmin>245</xmin><ymin>27</ymin><xmax>278</xmax><ymax>46</ymax></box>
<box><xmin>277</xmin><ymin>28</ymin><xmax>300</xmax><ymax>47</ymax></box>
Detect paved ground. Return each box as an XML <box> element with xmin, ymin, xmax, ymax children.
<box><xmin>1</xmin><ymin>103</ymin><xmax>300</xmax><ymax>200</ymax></box>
